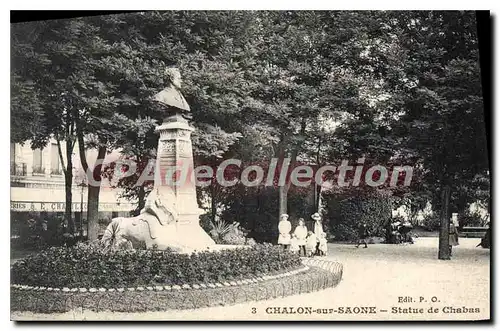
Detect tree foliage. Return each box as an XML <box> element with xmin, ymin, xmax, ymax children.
<box><xmin>11</xmin><ymin>11</ymin><xmax>489</xmax><ymax>254</ymax></box>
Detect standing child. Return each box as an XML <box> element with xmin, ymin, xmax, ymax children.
<box><xmin>318</xmin><ymin>232</ymin><xmax>328</xmax><ymax>256</ymax></box>
<box><xmin>294</xmin><ymin>218</ymin><xmax>308</xmax><ymax>257</ymax></box>
<box><xmin>290</xmin><ymin>234</ymin><xmax>300</xmax><ymax>255</ymax></box>
<box><xmin>306</xmin><ymin>231</ymin><xmax>317</xmax><ymax>257</ymax></box>
<box><xmin>277</xmin><ymin>214</ymin><xmax>292</xmax><ymax>250</ymax></box>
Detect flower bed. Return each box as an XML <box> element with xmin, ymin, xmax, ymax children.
<box><xmin>11</xmin><ymin>242</ymin><xmax>301</xmax><ymax>289</ymax></box>
<box><xmin>11</xmin><ymin>260</ymin><xmax>343</xmax><ymax>314</ymax></box>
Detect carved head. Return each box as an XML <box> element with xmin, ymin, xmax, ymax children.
<box><xmin>165</xmin><ymin>67</ymin><xmax>182</xmax><ymax>89</ymax></box>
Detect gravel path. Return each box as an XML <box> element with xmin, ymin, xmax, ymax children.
<box><xmin>11</xmin><ymin>238</ymin><xmax>490</xmax><ymax>321</ymax></box>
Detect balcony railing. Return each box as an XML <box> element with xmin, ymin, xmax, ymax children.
<box><xmin>50</xmin><ymin>168</ymin><xmax>64</xmax><ymax>176</ymax></box>
<box><xmin>32</xmin><ymin>166</ymin><xmax>46</xmax><ymax>175</ymax></box>
<box><xmin>10</xmin><ymin>163</ymin><xmax>27</xmax><ymax>176</ymax></box>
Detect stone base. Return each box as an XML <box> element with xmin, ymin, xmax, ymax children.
<box><xmin>175</xmin><ymin>223</ymin><xmax>216</xmax><ymax>252</ymax></box>
<box><xmin>147</xmin><ymin>112</ymin><xmax>216</xmax><ymax>253</ymax></box>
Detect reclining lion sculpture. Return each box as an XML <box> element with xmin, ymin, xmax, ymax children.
<box><xmin>101</xmin><ymin>189</ymin><xmax>192</xmax><ymax>252</ymax></box>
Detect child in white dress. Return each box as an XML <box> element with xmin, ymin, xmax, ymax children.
<box><xmin>318</xmin><ymin>232</ymin><xmax>328</xmax><ymax>256</ymax></box>
<box><xmin>290</xmin><ymin>234</ymin><xmax>300</xmax><ymax>255</ymax></box>
<box><xmin>306</xmin><ymin>231</ymin><xmax>317</xmax><ymax>257</ymax></box>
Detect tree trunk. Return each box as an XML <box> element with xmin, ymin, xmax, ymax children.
<box><xmin>314</xmin><ymin>135</ymin><xmax>322</xmax><ymax>212</ymax></box>
<box><xmin>87</xmin><ymin>185</ymin><xmax>100</xmax><ymax>241</ymax></box>
<box><xmin>87</xmin><ymin>146</ymin><xmax>107</xmax><ymax>241</ymax></box>
<box><xmin>438</xmin><ymin>185</ymin><xmax>451</xmax><ymax>260</ymax></box>
<box><xmin>65</xmin><ymin>140</ymin><xmax>75</xmax><ymax>234</ymax></box>
<box><xmin>278</xmin><ymin>148</ymin><xmax>300</xmax><ymax>217</ymax></box>
<box><xmin>210</xmin><ymin>184</ymin><xmax>217</xmax><ymax>224</ymax></box>
<box><xmin>276</xmin><ymin>134</ymin><xmax>287</xmax><ymax>218</ymax></box>
<box><xmin>64</xmin><ymin>170</ymin><xmax>74</xmax><ymax>234</ymax></box>
<box><xmin>278</xmin><ymin>184</ymin><xmax>288</xmax><ymax>217</ymax></box>
<box><xmin>305</xmin><ymin>184</ymin><xmax>316</xmax><ymax>218</ymax></box>
<box><xmin>56</xmin><ymin>136</ymin><xmax>75</xmax><ymax>234</ymax></box>
<box><xmin>76</xmin><ymin>121</ymin><xmax>107</xmax><ymax>241</ymax></box>
<box><xmin>315</xmin><ymin>183</ymin><xmax>322</xmax><ymax>211</ymax></box>
<box><xmin>135</xmin><ymin>186</ymin><xmax>146</xmax><ymax>216</ymax></box>
<box><xmin>135</xmin><ymin>154</ymin><xmax>147</xmax><ymax>216</ymax></box>
<box><xmin>277</xmin><ymin>121</ymin><xmax>307</xmax><ymax>219</ymax></box>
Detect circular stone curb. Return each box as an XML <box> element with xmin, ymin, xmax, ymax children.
<box><xmin>11</xmin><ymin>265</ymin><xmax>310</xmax><ymax>293</ymax></box>
<box><xmin>11</xmin><ymin>259</ymin><xmax>343</xmax><ymax>313</ymax></box>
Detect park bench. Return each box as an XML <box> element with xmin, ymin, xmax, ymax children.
<box><xmin>459</xmin><ymin>226</ymin><xmax>487</xmax><ymax>238</ymax></box>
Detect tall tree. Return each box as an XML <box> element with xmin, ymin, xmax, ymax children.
<box><xmin>11</xmin><ymin>19</ymin><xmax>89</xmax><ymax>233</ymax></box>
<box><xmin>377</xmin><ymin>11</ymin><xmax>488</xmax><ymax>259</ymax></box>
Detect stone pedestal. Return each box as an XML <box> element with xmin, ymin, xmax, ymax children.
<box><xmin>153</xmin><ymin>113</ymin><xmax>215</xmax><ymax>249</ymax></box>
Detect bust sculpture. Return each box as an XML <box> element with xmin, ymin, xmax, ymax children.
<box><xmin>153</xmin><ymin>67</ymin><xmax>190</xmax><ymax>113</ymax></box>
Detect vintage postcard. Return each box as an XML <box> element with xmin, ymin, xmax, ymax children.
<box><xmin>10</xmin><ymin>10</ymin><xmax>490</xmax><ymax>321</ymax></box>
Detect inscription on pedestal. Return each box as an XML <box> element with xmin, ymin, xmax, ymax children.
<box><xmin>160</xmin><ymin>141</ymin><xmax>176</xmax><ymax>154</ymax></box>
<box><xmin>178</xmin><ymin>140</ymin><xmax>191</xmax><ymax>157</ymax></box>
<box><xmin>161</xmin><ymin>129</ymin><xmax>192</xmax><ymax>140</ymax></box>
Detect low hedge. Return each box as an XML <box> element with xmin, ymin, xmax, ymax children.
<box><xmin>11</xmin><ymin>262</ymin><xmax>344</xmax><ymax>314</ymax></box>
<box><xmin>11</xmin><ymin>242</ymin><xmax>301</xmax><ymax>288</ymax></box>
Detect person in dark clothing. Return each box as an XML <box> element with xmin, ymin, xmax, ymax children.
<box><xmin>399</xmin><ymin>221</ymin><xmax>414</xmax><ymax>244</ymax></box>
<box><xmin>449</xmin><ymin>221</ymin><xmax>459</xmax><ymax>256</ymax></box>
<box><xmin>355</xmin><ymin>223</ymin><xmax>369</xmax><ymax>248</ymax></box>
<box><xmin>478</xmin><ymin>224</ymin><xmax>491</xmax><ymax>248</ymax></box>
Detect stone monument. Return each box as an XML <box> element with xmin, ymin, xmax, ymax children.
<box><xmin>102</xmin><ymin>68</ymin><xmax>215</xmax><ymax>252</ymax></box>
<box><xmin>151</xmin><ymin>67</ymin><xmax>215</xmax><ymax>249</ymax></box>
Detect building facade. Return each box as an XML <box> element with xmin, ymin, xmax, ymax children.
<box><xmin>10</xmin><ymin>138</ymin><xmax>135</xmax><ymax>232</ymax></box>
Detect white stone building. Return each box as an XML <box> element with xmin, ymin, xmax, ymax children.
<box><xmin>10</xmin><ymin>138</ymin><xmax>135</xmax><ymax>230</ymax></box>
